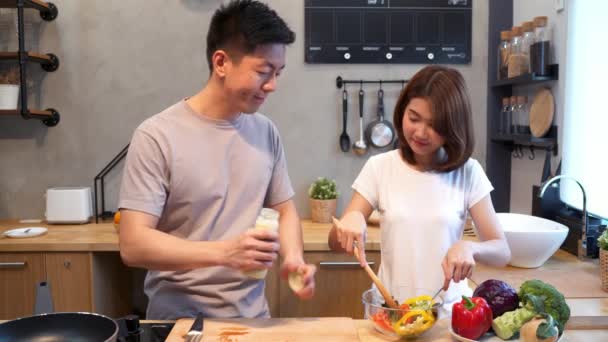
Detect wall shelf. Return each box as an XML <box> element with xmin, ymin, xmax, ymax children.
<box><xmin>486</xmin><ymin>0</ymin><xmax>559</xmax><ymax>212</ymax></box>
<box><xmin>0</xmin><ymin>1</ymin><xmax>60</xmax><ymax>126</ymax></box>
<box><xmin>0</xmin><ymin>108</ymin><xmax>59</xmax><ymax>125</ymax></box>
<box><xmin>0</xmin><ymin>52</ymin><xmax>59</xmax><ymax>71</ymax></box>
<box><xmin>0</xmin><ymin>0</ymin><xmax>57</xmax><ymax>21</ymax></box>
<box><xmin>491</xmin><ymin>127</ymin><xmax>558</xmax><ymax>156</ymax></box>
<box><xmin>492</xmin><ymin>64</ymin><xmax>559</xmax><ymax>87</ymax></box>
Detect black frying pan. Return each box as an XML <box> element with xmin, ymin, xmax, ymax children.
<box><xmin>0</xmin><ymin>282</ymin><xmax>118</xmax><ymax>342</ymax></box>
<box><xmin>0</xmin><ymin>312</ymin><xmax>118</xmax><ymax>342</ymax></box>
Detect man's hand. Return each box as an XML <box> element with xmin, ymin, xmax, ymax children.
<box><xmin>280</xmin><ymin>258</ymin><xmax>316</xmax><ymax>300</ymax></box>
<box><xmin>223</xmin><ymin>229</ymin><xmax>280</xmax><ymax>272</ymax></box>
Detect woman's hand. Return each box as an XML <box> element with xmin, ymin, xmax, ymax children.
<box><xmin>441</xmin><ymin>240</ymin><xmax>476</xmax><ymax>290</ymax></box>
<box><xmin>333</xmin><ymin>212</ymin><xmax>368</xmax><ymax>266</ymax></box>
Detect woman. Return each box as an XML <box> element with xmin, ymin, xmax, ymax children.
<box><xmin>329</xmin><ymin>65</ymin><xmax>511</xmax><ymax>316</ymax></box>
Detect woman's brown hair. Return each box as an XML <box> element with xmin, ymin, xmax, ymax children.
<box><xmin>393</xmin><ymin>65</ymin><xmax>474</xmax><ymax>172</ymax></box>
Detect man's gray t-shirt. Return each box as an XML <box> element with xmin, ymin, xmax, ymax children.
<box><xmin>118</xmin><ymin>100</ymin><xmax>294</xmax><ymax>320</ymax></box>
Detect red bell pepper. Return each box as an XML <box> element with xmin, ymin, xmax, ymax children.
<box><xmin>451</xmin><ymin>296</ymin><xmax>493</xmax><ymax>340</ymax></box>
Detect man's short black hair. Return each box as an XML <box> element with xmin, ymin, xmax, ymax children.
<box><xmin>206</xmin><ymin>0</ymin><xmax>295</xmax><ymax>71</ymax></box>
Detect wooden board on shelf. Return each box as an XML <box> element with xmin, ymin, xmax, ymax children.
<box><xmin>0</xmin><ymin>52</ymin><xmax>52</xmax><ymax>63</ymax></box>
<box><xmin>0</xmin><ymin>109</ymin><xmax>53</xmax><ymax>117</ymax></box>
<box><xmin>530</xmin><ymin>88</ymin><xmax>555</xmax><ymax>137</ymax></box>
<box><xmin>0</xmin><ymin>0</ymin><xmax>50</xmax><ymax>10</ymax></box>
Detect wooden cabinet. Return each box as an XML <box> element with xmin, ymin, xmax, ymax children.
<box><xmin>45</xmin><ymin>253</ymin><xmax>93</xmax><ymax>312</ymax></box>
<box><xmin>278</xmin><ymin>251</ymin><xmax>381</xmax><ymax>319</ymax></box>
<box><xmin>265</xmin><ymin>260</ymin><xmax>280</xmax><ymax>317</ymax></box>
<box><xmin>0</xmin><ymin>252</ymin><xmax>131</xmax><ymax>320</ymax></box>
<box><xmin>0</xmin><ymin>253</ymin><xmax>46</xmax><ymax>319</ymax></box>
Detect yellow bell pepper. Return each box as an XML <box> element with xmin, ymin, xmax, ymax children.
<box><xmin>405</xmin><ymin>295</ymin><xmax>434</xmax><ymax>310</ymax></box>
<box><xmin>392</xmin><ymin>309</ymin><xmax>435</xmax><ymax>336</ymax></box>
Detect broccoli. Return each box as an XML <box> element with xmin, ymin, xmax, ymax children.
<box><xmin>519</xmin><ymin>280</ymin><xmax>570</xmax><ymax>334</ymax></box>
<box><xmin>491</xmin><ymin>280</ymin><xmax>570</xmax><ymax>340</ymax></box>
<box><xmin>491</xmin><ymin>295</ymin><xmax>541</xmax><ymax>339</ymax></box>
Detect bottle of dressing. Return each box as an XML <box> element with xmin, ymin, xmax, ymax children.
<box><xmin>243</xmin><ymin>208</ymin><xmax>280</xmax><ymax>279</ymax></box>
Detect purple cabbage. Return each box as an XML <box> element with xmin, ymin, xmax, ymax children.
<box><xmin>472</xmin><ymin>279</ymin><xmax>519</xmax><ymax>318</ymax></box>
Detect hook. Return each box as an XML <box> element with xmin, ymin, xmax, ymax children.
<box><xmin>379</xmin><ymin>80</ymin><xmax>383</xmax><ymax>90</ymax></box>
<box><xmin>360</xmin><ymin>80</ymin><xmax>363</xmax><ymax>90</ymax></box>
<box><xmin>401</xmin><ymin>80</ymin><xmax>405</xmax><ymax>89</ymax></box>
<box><xmin>529</xmin><ymin>146</ymin><xmax>535</xmax><ymax>160</ymax></box>
<box><xmin>512</xmin><ymin>145</ymin><xmax>524</xmax><ymax>159</ymax></box>
<box><xmin>512</xmin><ymin>145</ymin><xmax>519</xmax><ymax>159</ymax></box>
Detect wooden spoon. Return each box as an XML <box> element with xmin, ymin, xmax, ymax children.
<box><xmin>332</xmin><ymin>217</ymin><xmax>399</xmax><ymax>309</ymax></box>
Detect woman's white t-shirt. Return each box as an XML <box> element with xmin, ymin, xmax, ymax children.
<box><xmin>353</xmin><ymin>150</ymin><xmax>493</xmax><ymax>317</ymax></box>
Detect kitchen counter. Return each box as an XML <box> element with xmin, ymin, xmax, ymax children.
<box><xmin>154</xmin><ymin>315</ymin><xmax>608</xmax><ymax>341</ymax></box>
<box><xmin>0</xmin><ymin>317</ymin><xmax>606</xmax><ymax>341</ymax></box>
<box><xmin>355</xmin><ymin>319</ymin><xmax>608</xmax><ymax>342</ymax></box>
<box><xmin>0</xmin><ymin>219</ymin><xmax>381</xmax><ymax>252</ymax></box>
<box><xmin>2</xmin><ymin>219</ymin><xmax>608</xmax><ymax>300</ymax></box>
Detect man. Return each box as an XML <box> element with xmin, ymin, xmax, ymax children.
<box><xmin>118</xmin><ymin>0</ymin><xmax>316</xmax><ymax>320</ymax></box>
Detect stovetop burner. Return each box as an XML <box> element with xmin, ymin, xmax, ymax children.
<box><xmin>117</xmin><ymin>315</ymin><xmax>174</xmax><ymax>342</ymax></box>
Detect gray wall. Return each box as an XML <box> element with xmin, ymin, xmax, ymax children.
<box><xmin>510</xmin><ymin>0</ymin><xmax>568</xmax><ymax>214</ymax></box>
<box><xmin>0</xmin><ymin>0</ymin><xmax>489</xmax><ymax>220</ymax></box>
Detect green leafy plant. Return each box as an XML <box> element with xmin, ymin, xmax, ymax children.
<box><xmin>598</xmin><ymin>229</ymin><xmax>608</xmax><ymax>251</ymax></box>
<box><xmin>308</xmin><ymin>177</ymin><xmax>338</xmax><ymax>200</ymax></box>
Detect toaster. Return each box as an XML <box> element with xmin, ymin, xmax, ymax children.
<box><xmin>45</xmin><ymin>187</ymin><xmax>93</xmax><ymax>224</ymax></box>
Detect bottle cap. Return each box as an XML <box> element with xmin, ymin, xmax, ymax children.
<box><xmin>534</xmin><ymin>16</ymin><xmax>548</xmax><ymax>27</ymax></box>
<box><xmin>522</xmin><ymin>21</ymin><xmax>534</xmax><ymax>32</ymax></box>
<box><xmin>511</xmin><ymin>26</ymin><xmax>523</xmax><ymax>37</ymax></box>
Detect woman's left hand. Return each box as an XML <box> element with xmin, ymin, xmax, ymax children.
<box><xmin>441</xmin><ymin>240</ymin><xmax>476</xmax><ymax>290</ymax></box>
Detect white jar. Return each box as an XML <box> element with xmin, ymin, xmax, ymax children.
<box><xmin>243</xmin><ymin>208</ymin><xmax>280</xmax><ymax>279</ymax></box>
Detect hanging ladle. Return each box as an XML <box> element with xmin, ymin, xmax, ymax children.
<box><xmin>353</xmin><ymin>86</ymin><xmax>368</xmax><ymax>156</ymax></box>
<box><xmin>339</xmin><ymin>88</ymin><xmax>351</xmax><ymax>152</ymax></box>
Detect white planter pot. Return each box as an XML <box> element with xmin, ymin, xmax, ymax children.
<box><xmin>0</xmin><ymin>84</ymin><xmax>19</xmax><ymax>110</ymax></box>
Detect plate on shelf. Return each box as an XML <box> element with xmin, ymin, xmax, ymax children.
<box><xmin>3</xmin><ymin>227</ymin><xmax>48</xmax><ymax>238</ymax></box>
<box><xmin>448</xmin><ymin>327</ymin><xmax>563</xmax><ymax>342</ymax></box>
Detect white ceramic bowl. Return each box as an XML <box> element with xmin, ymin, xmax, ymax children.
<box><xmin>496</xmin><ymin>213</ymin><xmax>568</xmax><ymax>268</ymax></box>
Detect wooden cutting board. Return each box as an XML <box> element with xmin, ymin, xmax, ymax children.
<box><xmin>166</xmin><ymin>317</ymin><xmax>359</xmax><ymax>342</ymax></box>
<box><xmin>529</xmin><ymin>88</ymin><xmax>555</xmax><ymax>137</ymax></box>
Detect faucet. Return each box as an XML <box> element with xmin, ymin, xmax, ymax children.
<box><xmin>539</xmin><ymin>175</ymin><xmax>588</xmax><ymax>259</ymax></box>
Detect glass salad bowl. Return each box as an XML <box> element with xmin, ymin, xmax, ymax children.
<box><xmin>362</xmin><ymin>288</ymin><xmax>441</xmax><ymax>339</ymax></box>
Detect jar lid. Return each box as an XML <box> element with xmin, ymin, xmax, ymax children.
<box><xmin>522</xmin><ymin>21</ymin><xmax>535</xmax><ymax>32</ymax></box>
<box><xmin>502</xmin><ymin>97</ymin><xmax>510</xmax><ymax>105</ymax></box>
<box><xmin>511</xmin><ymin>26</ymin><xmax>523</xmax><ymax>37</ymax></box>
<box><xmin>500</xmin><ymin>30</ymin><xmax>511</xmax><ymax>40</ymax></box>
<box><xmin>259</xmin><ymin>208</ymin><xmax>280</xmax><ymax>220</ymax></box>
<box><xmin>534</xmin><ymin>16</ymin><xmax>548</xmax><ymax>27</ymax></box>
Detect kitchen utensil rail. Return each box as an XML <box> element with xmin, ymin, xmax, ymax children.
<box><xmin>336</xmin><ymin>76</ymin><xmax>408</xmax><ymax>89</ymax></box>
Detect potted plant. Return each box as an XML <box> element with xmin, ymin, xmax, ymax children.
<box><xmin>598</xmin><ymin>230</ymin><xmax>608</xmax><ymax>292</ymax></box>
<box><xmin>308</xmin><ymin>177</ymin><xmax>338</xmax><ymax>223</ymax></box>
<box><xmin>0</xmin><ymin>66</ymin><xmax>20</xmax><ymax>110</ymax></box>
